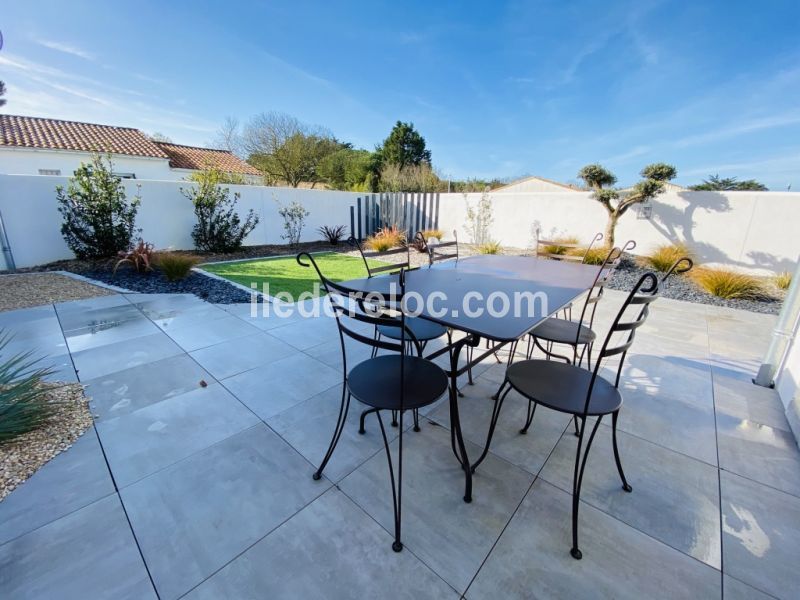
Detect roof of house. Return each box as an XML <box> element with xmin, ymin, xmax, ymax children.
<box><xmin>0</xmin><ymin>114</ymin><xmax>261</xmax><ymax>176</ymax></box>
<box><xmin>492</xmin><ymin>175</ymin><xmax>581</xmax><ymax>192</ymax></box>
<box><xmin>154</xmin><ymin>141</ymin><xmax>262</xmax><ymax>176</ymax></box>
<box><xmin>0</xmin><ymin>114</ymin><xmax>170</xmax><ymax>159</ymax></box>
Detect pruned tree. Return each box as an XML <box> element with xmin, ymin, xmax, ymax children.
<box><xmin>242</xmin><ymin>112</ymin><xmax>340</xmax><ymax>187</ymax></box>
<box><xmin>578</xmin><ymin>162</ymin><xmax>677</xmax><ymax>247</ymax></box>
<box><xmin>690</xmin><ymin>174</ymin><xmax>768</xmax><ymax>191</ymax></box>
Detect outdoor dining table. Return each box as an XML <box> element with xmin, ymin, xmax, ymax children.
<box><xmin>338</xmin><ymin>254</ymin><xmax>601</xmax><ymax>503</ymax></box>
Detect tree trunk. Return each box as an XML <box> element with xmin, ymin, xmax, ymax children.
<box><xmin>604</xmin><ymin>213</ymin><xmax>618</xmax><ymax>248</ymax></box>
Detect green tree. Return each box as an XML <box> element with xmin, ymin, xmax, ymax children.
<box><xmin>578</xmin><ymin>162</ymin><xmax>677</xmax><ymax>247</ymax></box>
<box><xmin>376</xmin><ymin>121</ymin><xmax>431</xmax><ymax>169</ymax></box>
<box><xmin>690</xmin><ymin>174</ymin><xmax>768</xmax><ymax>191</ymax></box>
<box><xmin>0</xmin><ymin>81</ymin><xmax>6</xmax><ymax>107</ymax></box>
<box><xmin>242</xmin><ymin>112</ymin><xmax>340</xmax><ymax>188</ymax></box>
<box><xmin>317</xmin><ymin>148</ymin><xmax>374</xmax><ymax>190</ymax></box>
<box><xmin>56</xmin><ymin>154</ymin><xmax>141</xmax><ymax>259</ymax></box>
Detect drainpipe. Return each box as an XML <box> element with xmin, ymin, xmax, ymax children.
<box><xmin>754</xmin><ymin>254</ymin><xmax>800</xmax><ymax>387</ymax></box>
<box><xmin>0</xmin><ymin>210</ymin><xmax>16</xmax><ymax>272</ymax></box>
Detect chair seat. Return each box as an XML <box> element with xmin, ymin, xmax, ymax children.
<box><xmin>347</xmin><ymin>355</ymin><xmax>449</xmax><ymax>411</ymax></box>
<box><xmin>506</xmin><ymin>360</ymin><xmax>622</xmax><ymax>416</ymax></box>
<box><xmin>378</xmin><ymin>316</ymin><xmax>447</xmax><ymax>342</ymax></box>
<box><xmin>531</xmin><ymin>317</ymin><xmax>596</xmax><ymax>346</ymax></box>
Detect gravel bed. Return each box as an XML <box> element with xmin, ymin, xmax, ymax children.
<box><xmin>0</xmin><ymin>382</ymin><xmax>93</xmax><ymax>501</ymax></box>
<box><xmin>0</xmin><ymin>273</ymin><xmax>116</xmax><ymax>313</ymax></box>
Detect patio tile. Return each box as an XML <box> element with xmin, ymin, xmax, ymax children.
<box><xmin>427</xmin><ymin>377</ymin><xmax>572</xmax><ymax>477</ymax></box>
<box><xmin>339</xmin><ymin>424</ymin><xmax>534</xmax><ymax>593</ymax></box>
<box><xmin>0</xmin><ymin>495</ymin><xmax>157</xmax><ymax>600</ymax></box>
<box><xmin>64</xmin><ymin>315</ymin><xmax>160</xmax><ymax>353</ymax></box>
<box><xmin>721</xmin><ymin>471</ymin><xmax>800</xmax><ymax>600</ymax></box>
<box><xmin>613</xmin><ymin>354</ymin><xmax>714</xmax><ymax>408</ymax></box>
<box><xmin>190</xmin><ymin>332</ymin><xmax>298</xmax><ymax>380</ymax></box>
<box><xmin>162</xmin><ymin>314</ymin><xmax>258</xmax><ymax>351</ymax></box>
<box><xmin>716</xmin><ymin>412</ymin><xmax>800</xmax><ymax>496</ymax></box>
<box><xmin>722</xmin><ymin>575</ymin><xmax>774</xmax><ymax>600</ymax></box>
<box><xmin>0</xmin><ymin>303</ymin><xmax>55</xmax><ymax>326</ymax></box>
<box><xmin>96</xmin><ymin>383</ymin><xmax>259</xmax><ymax>486</ymax></box>
<box><xmin>268</xmin><ymin>383</ymin><xmax>395</xmax><ymax>483</ymax></box>
<box><xmin>266</xmin><ymin>315</ymin><xmax>340</xmax><ymax>351</ymax></box>
<box><xmin>149</xmin><ymin>302</ymin><xmax>231</xmax><ymax>330</ymax></box>
<box><xmin>71</xmin><ymin>332</ymin><xmax>183</xmax><ymax>381</ymax></box>
<box><xmin>2</xmin><ymin>329</ymin><xmax>68</xmax><ymax>358</ymax></box>
<box><xmin>539</xmin><ymin>425</ymin><xmax>721</xmax><ymax>568</ymax></box>
<box><xmin>0</xmin><ymin>314</ymin><xmax>62</xmax><ymax>341</ymax></box>
<box><xmin>54</xmin><ymin>294</ymin><xmax>130</xmax><ymax>316</ymax></box>
<box><xmin>58</xmin><ymin>303</ymin><xmax>144</xmax><ymax>333</ymax></box>
<box><xmin>122</xmin><ymin>425</ymin><xmax>328</xmax><ymax>600</ymax></box>
<box><xmin>223</xmin><ymin>353</ymin><xmax>341</xmax><ymax>420</ymax></box>
<box><xmin>613</xmin><ymin>382</ymin><xmax>719</xmax><ymax>466</ymax></box>
<box><xmin>0</xmin><ymin>430</ymin><xmax>114</xmax><ymax>545</ymax></box>
<box><xmin>42</xmin><ymin>353</ymin><xmax>78</xmax><ymax>383</ymax></box>
<box><xmin>184</xmin><ymin>488</ymin><xmax>456</xmax><ymax>600</ymax></box>
<box><xmin>713</xmin><ymin>371</ymin><xmax>790</xmax><ymax>432</ymax></box>
<box><xmin>221</xmin><ymin>302</ymin><xmax>309</xmax><ymax>331</ymax></box>
<box><xmin>467</xmin><ymin>478</ymin><xmax>721</xmax><ymax>600</ymax></box>
<box><xmin>85</xmin><ymin>353</ymin><xmax>214</xmax><ymax>420</ymax></box>
<box><xmin>302</xmin><ymin>336</ymin><xmax>372</xmax><ymax>371</ymax></box>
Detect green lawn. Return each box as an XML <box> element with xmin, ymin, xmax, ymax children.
<box><xmin>201</xmin><ymin>252</ymin><xmax>383</xmax><ymax>299</ymax></box>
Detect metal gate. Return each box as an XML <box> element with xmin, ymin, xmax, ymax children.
<box><xmin>349</xmin><ymin>192</ymin><xmax>440</xmax><ymax>241</ymax></box>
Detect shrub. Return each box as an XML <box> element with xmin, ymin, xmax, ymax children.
<box><xmin>774</xmin><ymin>272</ymin><xmax>792</xmax><ymax>291</ymax></box>
<box><xmin>541</xmin><ymin>236</ymin><xmax>579</xmax><ymax>256</ymax></box>
<box><xmin>643</xmin><ymin>243</ymin><xmax>693</xmax><ymax>272</ymax></box>
<box><xmin>183</xmin><ymin>168</ymin><xmax>259</xmax><ymax>253</ymax></box>
<box><xmin>113</xmin><ymin>239</ymin><xmax>154</xmax><ymax>275</ymax></box>
<box><xmin>277</xmin><ymin>200</ymin><xmax>310</xmax><ymax>247</ymax></box>
<box><xmin>409</xmin><ymin>229</ymin><xmax>444</xmax><ymax>253</ymax></box>
<box><xmin>365</xmin><ymin>225</ymin><xmax>406</xmax><ymax>252</ymax></box>
<box><xmin>477</xmin><ymin>241</ymin><xmax>502</xmax><ymax>255</ymax></box>
<box><xmin>317</xmin><ymin>225</ymin><xmax>348</xmax><ymax>245</ymax></box>
<box><xmin>691</xmin><ymin>268</ymin><xmax>764</xmax><ymax>299</ymax></box>
<box><xmin>464</xmin><ymin>191</ymin><xmax>494</xmax><ymax>245</ymax></box>
<box><xmin>56</xmin><ymin>153</ymin><xmax>141</xmax><ymax>259</ymax></box>
<box><xmin>420</xmin><ymin>228</ymin><xmax>445</xmax><ymax>241</ymax></box>
<box><xmin>0</xmin><ymin>332</ymin><xmax>56</xmax><ymax>443</ymax></box>
<box><xmin>569</xmin><ymin>245</ymin><xmax>611</xmax><ymax>265</ymax></box>
<box><xmin>155</xmin><ymin>252</ymin><xmax>200</xmax><ymax>281</ymax></box>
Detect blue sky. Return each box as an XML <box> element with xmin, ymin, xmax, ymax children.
<box><xmin>2</xmin><ymin>0</ymin><xmax>799</xmax><ymax>188</ymax></box>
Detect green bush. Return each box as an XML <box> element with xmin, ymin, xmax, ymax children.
<box><xmin>477</xmin><ymin>241</ymin><xmax>502</xmax><ymax>255</ymax></box>
<box><xmin>691</xmin><ymin>268</ymin><xmax>764</xmax><ymax>299</ymax></box>
<box><xmin>56</xmin><ymin>153</ymin><xmax>140</xmax><ymax>259</ymax></box>
<box><xmin>0</xmin><ymin>332</ymin><xmax>56</xmax><ymax>443</ymax></box>
<box><xmin>155</xmin><ymin>252</ymin><xmax>200</xmax><ymax>281</ymax></box>
<box><xmin>541</xmin><ymin>236</ymin><xmax>579</xmax><ymax>256</ymax></box>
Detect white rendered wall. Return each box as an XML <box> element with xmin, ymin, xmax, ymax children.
<box><xmin>0</xmin><ymin>148</ymin><xmax>180</xmax><ymax>180</ymax></box>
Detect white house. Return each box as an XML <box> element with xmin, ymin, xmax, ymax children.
<box><xmin>492</xmin><ymin>175</ymin><xmax>581</xmax><ymax>193</ymax></box>
<box><xmin>0</xmin><ymin>114</ymin><xmax>263</xmax><ymax>182</ymax></box>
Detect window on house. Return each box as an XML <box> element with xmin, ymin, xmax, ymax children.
<box><xmin>113</xmin><ymin>172</ymin><xmax>137</xmax><ymax>179</ymax></box>
<box><xmin>38</xmin><ymin>169</ymin><xmax>61</xmax><ymax>176</ymax></box>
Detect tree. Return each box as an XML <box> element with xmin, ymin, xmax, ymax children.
<box><xmin>0</xmin><ymin>81</ymin><xmax>6</xmax><ymax>107</ymax></box>
<box><xmin>376</xmin><ymin>121</ymin><xmax>431</xmax><ymax>170</ymax></box>
<box><xmin>242</xmin><ymin>112</ymin><xmax>340</xmax><ymax>187</ymax></box>
<box><xmin>690</xmin><ymin>174</ymin><xmax>768</xmax><ymax>191</ymax></box>
<box><xmin>212</xmin><ymin>116</ymin><xmax>244</xmax><ymax>157</ymax></box>
<box><xmin>578</xmin><ymin>162</ymin><xmax>677</xmax><ymax>247</ymax></box>
<box><xmin>56</xmin><ymin>154</ymin><xmax>141</xmax><ymax>259</ymax></box>
<box><xmin>149</xmin><ymin>132</ymin><xmax>172</xmax><ymax>143</ymax></box>
<box><xmin>378</xmin><ymin>163</ymin><xmax>442</xmax><ymax>192</ymax></box>
<box><xmin>317</xmin><ymin>148</ymin><xmax>374</xmax><ymax>190</ymax></box>
<box><xmin>182</xmin><ymin>168</ymin><xmax>259</xmax><ymax>252</ymax></box>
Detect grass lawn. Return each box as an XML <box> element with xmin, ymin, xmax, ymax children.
<box><xmin>200</xmin><ymin>252</ymin><xmax>383</xmax><ymax>299</ymax></box>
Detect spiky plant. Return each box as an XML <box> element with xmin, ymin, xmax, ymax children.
<box><xmin>0</xmin><ymin>332</ymin><xmax>56</xmax><ymax>443</ymax></box>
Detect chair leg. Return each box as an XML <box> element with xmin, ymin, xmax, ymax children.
<box><xmin>372</xmin><ymin>326</ymin><xmax>380</xmax><ymax>358</ymax></box>
<box><xmin>375</xmin><ymin>411</ymin><xmax>404</xmax><ymax>552</ymax></box>
<box><xmin>413</xmin><ymin>408</ymin><xmax>421</xmax><ymax>432</ymax></box>
<box><xmin>573</xmin><ymin>415</ymin><xmax>580</xmax><ymax>437</ymax></box>
<box><xmin>313</xmin><ymin>386</ymin><xmax>351</xmax><ymax>480</ymax></box>
<box><xmin>467</xmin><ymin>345</ymin><xmax>474</xmax><ymax>385</ymax></box>
<box><xmin>520</xmin><ymin>400</ymin><xmax>538</xmax><ymax>434</ymax></box>
<box><xmin>612</xmin><ymin>410</ymin><xmax>633</xmax><ymax>492</ymax></box>
<box><xmin>359</xmin><ymin>407</ymin><xmax>379</xmax><ymax>434</ymax></box>
<box><xmin>391</xmin><ymin>410</ymin><xmax>398</xmax><ymax>427</ymax></box>
<box><xmin>491</xmin><ymin>379</ymin><xmax>507</xmax><ymax>401</ymax></box>
<box><xmin>570</xmin><ymin>415</ymin><xmax>603</xmax><ymax>559</ymax></box>
<box><xmin>472</xmin><ymin>385</ymin><xmax>511</xmax><ymax>473</ymax></box>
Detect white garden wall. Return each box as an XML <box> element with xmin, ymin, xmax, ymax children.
<box><xmin>0</xmin><ymin>173</ymin><xmax>798</xmax><ymax>273</ymax></box>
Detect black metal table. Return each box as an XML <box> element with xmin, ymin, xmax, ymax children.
<box><xmin>339</xmin><ymin>254</ymin><xmax>600</xmax><ymax>502</ymax></box>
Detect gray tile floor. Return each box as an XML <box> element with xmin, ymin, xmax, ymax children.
<box><xmin>1</xmin><ymin>291</ymin><xmax>799</xmax><ymax>599</ymax></box>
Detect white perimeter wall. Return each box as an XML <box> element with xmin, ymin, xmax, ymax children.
<box><xmin>436</xmin><ymin>191</ymin><xmax>800</xmax><ymax>274</ymax></box>
<box><xmin>1</xmin><ymin>174</ymin><xmax>799</xmax><ymax>273</ymax></box>
<box><xmin>0</xmin><ymin>175</ymin><xmax>360</xmax><ymax>268</ymax></box>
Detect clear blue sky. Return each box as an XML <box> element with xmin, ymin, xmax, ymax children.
<box><xmin>2</xmin><ymin>0</ymin><xmax>799</xmax><ymax>188</ymax></box>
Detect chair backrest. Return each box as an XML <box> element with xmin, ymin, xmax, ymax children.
<box><xmin>579</xmin><ymin>233</ymin><xmax>604</xmax><ymax>264</ymax></box>
<box><xmin>297</xmin><ymin>253</ymin><xmax>419</xmax><ymax>392</ymax></box>
<box><xmin>418</xmin><ymin>230</ymin><xmax>458</xmax><ymax>266</ymax></box>
<box><xmin>535</xmin><ymin>234</ymin><xmax>585</xmax><ymax>262</ymax></box>
<box><xmin>570</xmin><ymin>246</ymin><xmax>624</xmax><ymax>346</ymax></box>
<box><xmin>660</xmin><ymin>256</ymin><xmax>693</xmax><ymax>284</ymax></box>
<box><xmin>349</xmin><ymin>236</ymin><xmax>410</xmax><ymax>278</ymax></box>
<box><xmin>582</xmin><ymin>271</ymin><xmax>660</xmax><ymax>416</ymax></box>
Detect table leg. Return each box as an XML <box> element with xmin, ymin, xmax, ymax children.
<box><xmin>449</xmin><ymin>333</ymin><xmax>479</xmax><ymax>503</ymax></box>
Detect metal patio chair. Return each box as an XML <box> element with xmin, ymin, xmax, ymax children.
<box><xmin>473</xmin><ymin>271</ymin><xmax>661</xmax><ymax>560</ymax></box>
<box><xmin>415</xmin><ymin>230</ymin><xmax>459</xmax><ymax>266</ymax></box>
<box><xmin>298</xmin><ymin>253</ymin><xmax>449</xmax><ymax>552</ymax></box>
<box><xmin>536</xmin><ymin>231</ymin><xmax>604</xmax><ymax>263</ymax></box>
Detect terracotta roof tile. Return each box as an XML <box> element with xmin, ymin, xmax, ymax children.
<box><xmin>154</xmin><ymin>142</ymin><xmax>262</xmax><ymax>176</ymax></box>
<box><xmin>0</xmin><ymin>114</ymin><xmax>170</xmax><ymax>159</ymax></box>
